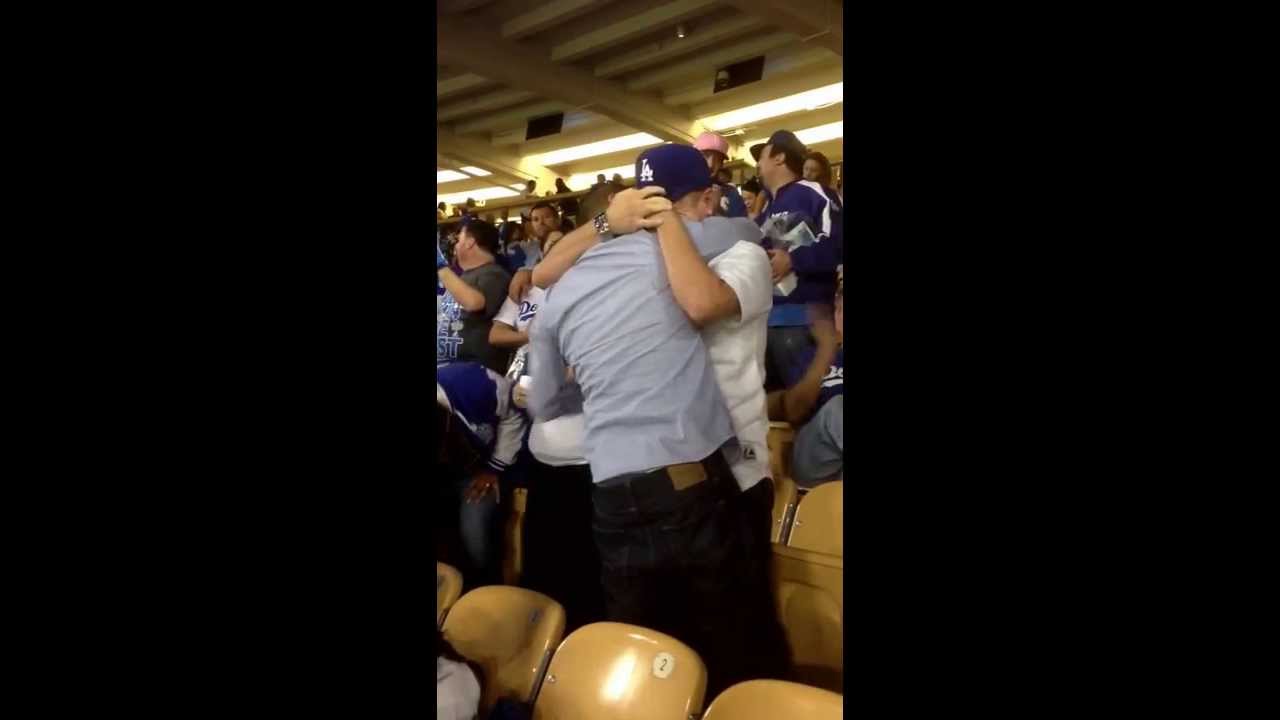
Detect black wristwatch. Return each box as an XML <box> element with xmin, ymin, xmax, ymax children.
<box><xmin>593</xmin><ymin>211</ymin><xmax>615</xmax><ymax>242</ymax></box>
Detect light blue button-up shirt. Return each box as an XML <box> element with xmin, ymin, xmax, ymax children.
<box><xmin>528</xmin><ymin>230</ymin><xmax>735</xmax><ymax>482</ymax></box>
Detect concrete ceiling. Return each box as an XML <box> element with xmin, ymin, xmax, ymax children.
<box><xmin>436</xmin><ymin>0</ymin><xmax>844</xmax><ymax>199</ymax></box>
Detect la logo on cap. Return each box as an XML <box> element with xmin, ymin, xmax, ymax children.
<box><xmin>639</xmin><ymin>158</ymin><xmax>654</xmax><ymax>182</ymax></box>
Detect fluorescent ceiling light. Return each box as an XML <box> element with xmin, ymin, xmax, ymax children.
<box><xmin>436</xmin><ymin>186</ymin><xmax>520</xmax><ymax>206</ymax></box>
<box><xmin>742</xmin><ymin>121</ymin><xmax>843</xmax><ymax>154</ymax></box>
<box><xmin>530</xmin><ymin>132</ymin><xmax>661</xmax><ymax>166</ymax></box>
<box><xmin>460</xmin><ymin>166</ymin><xmax>491</xmax><ymax>176</ymax></box>
<box><xmin>436</xmin><ymin>170</ymin><xmax>469</xmax><ymax>183</ymax></box>
<box><xmin>566</xmin><ymin>163</ymin><xmax>634</xmax><ymax>191</ymax></box>
<box><xmin>700</xmin><ymin>83</ymin><xmax>843</xmax><ymax>132</ymax></box>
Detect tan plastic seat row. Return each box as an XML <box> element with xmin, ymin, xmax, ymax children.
<box><xmin>788</xmin><ymin>481</ymin><xmax>843</xmax><ymax>557</ymax></box>
<box><xmin>704</xmin><ymin>679</ymin><xmax>843</xmax><ymax>719</ymax></box>
<box><xmin>436</xmin><ymin>561</ymin><xmax>462</xmax><ymax>628</ymax></box>
<box><xmin>533</xmin><ymin>622</ymin><xmax>707</xmax><ymax>720</ymax></box>
<box><xmin>442</xmin><ymin>585</ymin><xmax>566</xmax><ymax>716</ymax></box>
<box><xmin>772</xmin><ymin>544</ymin><xmax>844</xmax><ymax>693</ymax></box>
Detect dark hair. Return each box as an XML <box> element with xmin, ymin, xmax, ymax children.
<box><xmin>462</xmin><ymin>219</ymin><xmax>499</xmax><ymax>255</ymax></box>
<box><xmin>741</xmin><ymin>177</ymin><xmax>761</xmax><ymax>194</ymax></box>
<box><xmin>437</xmin><ymin>202</ymin><xmax>446</xmax><ymax>211</ymax></box>
<box><xmin>766</xmin><ymin>143</ymin><xmax>804</xmax><ymax>177</ymax></box>
<box><xmin>806</xmin><ymin>151</ymin><xmax>833</xmax><ymax>186</ymax></box>
<box><xmin>525</xmin><ymin>179</ymin><xmax>536</xmax><ymax>189</ymax></box>
<box><xmin>554</xmin><ymin>178</ymin><xmax>570</xmax><ymax>193</ymax></box>
<box><xmin>530</xmin><ymin>202</ymin><xmax>558</xmax><ymax>218</ymax></box>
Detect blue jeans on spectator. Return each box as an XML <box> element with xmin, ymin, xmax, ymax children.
<box><xmin>793</xmin><ymin>395</ymin><xmax>843</xmax><ymax>488</ymax></box>
<box><xmin>437</xmin><ymin>468</ymin><xmax>503</xmax><ymax>588</ymax></box>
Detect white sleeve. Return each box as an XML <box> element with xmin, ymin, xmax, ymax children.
<box><xmin>713</xmin><ymin>242</ymin><xmax>774</xmax><ymax>324</ymax></box>
<box><xmin>493</xmin><ymin>296</ymin><xmax>519</xmax><ymax>328</ymax></box>
<box><xmin>488</xmin><ymin>373</ymin><xmax>527</xmax><ymax>473</ymax></box>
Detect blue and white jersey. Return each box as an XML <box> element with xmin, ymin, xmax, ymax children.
<box><xmin>715</xmin><ymin>182</ymin><xmax>748</xmax><ymax>218</ymax></box>
<box><xmin>757</xmin><ymin>179</ymin><xmax>843</xmax><ymax>324</ymax></box>
<box><xmin>437</xmin><ymin>361</ymin><xmax>527</xmax><ymax>473</ymax></box>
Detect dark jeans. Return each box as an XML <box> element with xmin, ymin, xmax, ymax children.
<box><xmin>766</xmin><ymin>325</ymin><xmax>815</xmax><ymax>390</ymax></box>
<box><xmin>522</xmin><ymin>461</ymin><xmax>606</xmax><ymax>635</ymax></box>
<box><xmin>737</xmin><ymin>479</ymin><xmax>794</xmax><ymax>680</ymax></box>
<box><xmin>591</xmin><ymin>450</ymin><xmax>779</xmax><ymax>700</ymax></box>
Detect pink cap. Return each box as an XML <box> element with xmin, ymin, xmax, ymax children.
<box><xmin>693</xmin><ymin>131</ymin><xmax>729</xmax><ymax>157</ymax></box>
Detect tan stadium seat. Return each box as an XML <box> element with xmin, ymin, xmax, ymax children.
<box><xmin>436</xmin><ymin>561</ymin><xmax>463</xmax><ymax>628</ymax></box>
<box><xmin>773</xmin><ymin>544</ymin><xmax>843</xmax><ymax>693</ymax></box>
<box><xmin>788</xmin><ymin>481</ymin><xmax>843</xmax><ymax>557</ymax></box>
<box><xmin>772</xmin><ymin>475</ymin><xmax>799</xmax><ymax>544</ymax></box>
<box><xmin>443</xmin><ymin>586</ymin><xmax>566</xmax><ymax>715</ymax></box>
<box><xmin>503</xmin><ymin>487</ymin><xmax>528</xmax><ymax>585</ymax></box>
<box><xmin>533</xmin><ymin>622</ymin><xmax>706</xmax><ymax>720</ymax></box>
<box><xmin>767</xmin><ymin>421</ymin><xmax>796</xmax><ymax>482</ymax></box>
<box><xmin>704</xmin><ymin>679</ymin><xmax>843</xmax><ymax>719</ymax></box>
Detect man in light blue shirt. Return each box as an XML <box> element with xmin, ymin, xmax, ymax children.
<box><xmin>526</xmin><ymin>144</ymin><xmax>772</xmax><ymax>699</ymax></box>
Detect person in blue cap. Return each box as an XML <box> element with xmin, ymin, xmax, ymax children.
<box><xmin>527</xmin><ymin>143</ymin><xmax>788</xmax><ymax>697</ymax></box>
<box><xmin>751</xmin><ymin>130</ymin><xmax>843</xmax><ymax>389</ymax></box>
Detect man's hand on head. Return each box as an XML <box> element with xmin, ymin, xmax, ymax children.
<box><xmin>606</xmin><ymin>186</ymin><xmax>673</xmax><ymax>234</ymax></box>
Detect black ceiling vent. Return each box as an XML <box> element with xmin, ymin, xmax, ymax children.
<box><xmin>714</xmin><ymin>56</ymin><xmax>765</xmax><ymax>93</ymax></box>
<box><xmin>526</xmin><ymin>112</ymin><xmax>565</xmax><ymax>141</ymax></box>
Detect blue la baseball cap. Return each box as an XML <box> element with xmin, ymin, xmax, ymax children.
<box><xmin>634</xmin><ymin>144</ymin><xmax>712</xmax><ymax>202</ymax></box>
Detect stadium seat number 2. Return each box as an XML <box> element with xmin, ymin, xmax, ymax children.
<box><xmin>652</xmin><ymin>652</ymin><xmax>674</xmax><ymax>679</ymax></box>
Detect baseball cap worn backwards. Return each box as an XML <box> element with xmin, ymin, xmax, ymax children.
<box><xmin>750</xmin><ymin>129</ymin><xmax>807</xmax><ymax>163</ymax></box>
<box><xmin>634</xmin><ymin>144</ymin><xmax>712</xmax><ymax>203</ymax></box>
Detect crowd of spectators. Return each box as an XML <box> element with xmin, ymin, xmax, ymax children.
<box><xmin>436</xmin><ymin>127</ymin><xmax>843</xmax><ymax>706</ymax></box>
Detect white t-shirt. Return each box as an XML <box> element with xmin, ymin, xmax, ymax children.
<box><xmin>528</xmin><ymin>412</ymin><xmax>588</xmax><ymax>467</ymax></box>
<box><xmin>436</xmin><ymin>657</ymin><xmax>480</xmax><ymax>720</ymax></box>
<box><xmin>704</xmin><ymin>239</ymin><xmax>774</xmax><ymax>491</ymax></box>
<box><xmin>494</xmin><ymin>286</ymin><xmax>546</xmax><ymax>334</ymax></box>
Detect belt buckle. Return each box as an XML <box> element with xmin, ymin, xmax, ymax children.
<box><xmin>668</xmin><ymin>462</ymin><xmax>706</xmax><ymax>491</ymax></box>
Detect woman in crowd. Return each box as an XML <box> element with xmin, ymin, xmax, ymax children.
<box><xmin>804</xmin><ymin>151</ymin><xmax>842</xmax><ymax>210</ymax></box>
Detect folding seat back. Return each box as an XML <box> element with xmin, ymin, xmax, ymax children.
<box><xmin>703</xmin><ymin>679</ymin><xmax>843</xmax><ymax>720</ymax></box>
<box><xmin>436</xmin><ymin>561</ymin><xmax>463</xmax><ymax>628</ymax></box>
<box><xmin>772</xmin><ymin>475</ymin><xmax>799</xmax><ymax>543</ymax></box>
<box><xmin>533</xmin><ymin>622</ymin><xmax>706</xmax><ymax>720</ymax></box>
<box><xmin>442</xmin><ymin>586</ymin><xmax>566</xmax><ymax>715</ymax></box>
<box><xmin>767</xmin><ymin>421</ymin><xmax>796</xmax><ymax>482</ymax></box>
<box><xmin>788</xmin><ymin>481</ymin><xmax>843</xmax><ymax>557</ymax></box>
<box><xmin>772</xmin><ymin>545</ymin><xmax>844</xmax><ymax>693</ymax></box>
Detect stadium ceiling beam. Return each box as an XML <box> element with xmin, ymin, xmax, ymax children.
<box><xmin>501</xmin><ymin>0</ymin><xmax>617</xmax><ymax>40</ymax></box>
<box><xmin>549</xmin><ymin>0</ymin><xmax>720</xmax><ymax>63</ymax></box>
<box><xmin>436</xmin><ymin>128</ymin><xmax>556</xmax><ymax>189</ymax></box>
<box><xmin>437</xmin><ymin>73</ymin><xmax>491</xmax><ymax>100</ymax></box>
<box><xmin>719</xmin><ymin>0</ymin><xmax>843</xmax><ymax>57</ymax></box>
<box><xmin>593</xmin><ymin>15</ymin><xmax>766</xmax><ymax>79</ymax></box>
<box><xmin>437</xmin><ymin>20</ymin><xmax>703</xmax><ymax>145</ymax></box>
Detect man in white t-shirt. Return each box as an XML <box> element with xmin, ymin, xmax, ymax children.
<box><xmin>529</xmin><ymin>144</ymin><xmax>789</xmax><ymax>684</ymax></box>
